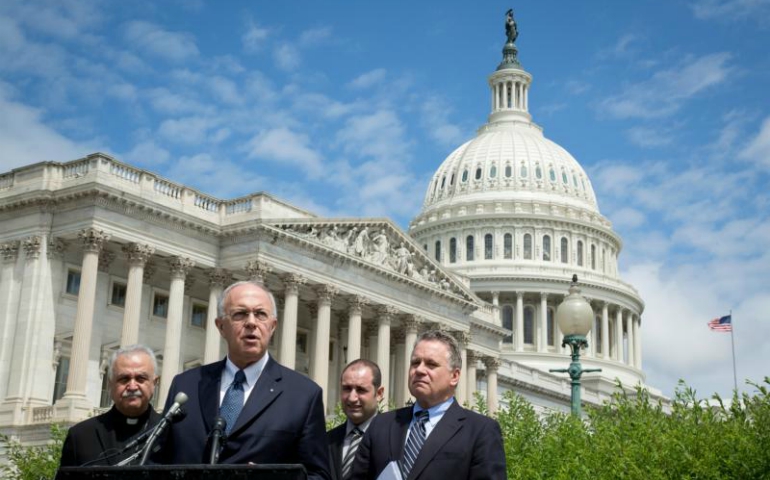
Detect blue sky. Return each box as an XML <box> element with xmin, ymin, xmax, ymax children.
<box><xmin>1</xmin><ymin>0</ymin><xmax>769</xmax><ymax>400</ymax></box>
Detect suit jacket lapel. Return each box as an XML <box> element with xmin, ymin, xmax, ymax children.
<box><xmin>229</xmin><ymin>356</ymin><xmax>283</xmax><ymax>436</ymax></box>
<box><xmin>95</xmin><ymin>409</ymin><xmax>117</xmax><ymax>465</ymax></box>
<box><xmin>408</xmin><ymin>401</ymin><xmax>465</xmax><ymax>480</ymax></box>
<box><xmin>198</xmin><ymin>360</ymin><xmax>225</xmax><ymax>433</ymax></box>
<box><xmin>389</xmin><ymin>407</ymin><xmax>413</xmax><ymax>461</ymax></box>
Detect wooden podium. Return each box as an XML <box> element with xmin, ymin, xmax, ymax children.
<box><xmin>55</xmin><ymin>464</ymin><xmax>308</xmax><ymax>480</ymax></box>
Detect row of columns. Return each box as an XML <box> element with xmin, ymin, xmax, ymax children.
<box><xmin>494</xmin><ymin>290</ymin><xmax>642</xmax><ymax>369</ymax></box>
<box><xmin>492</xmin><ymin>79</ymin><xmax>529</xmax><ymax>111</ymax></box>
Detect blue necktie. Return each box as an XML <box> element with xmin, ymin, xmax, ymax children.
<box><xmin>401</xmin><ymin>410</ymin><xmax>429</xmax><ymax>479</ymax></box>
<box><xmin>220</xmin><ymin>370</ymin><xmax>246</xmax><ymax>436</ymax></box>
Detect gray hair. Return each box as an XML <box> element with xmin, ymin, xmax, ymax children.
<box><xmin>108</xmin><ymin>344</ymin><xmax>158</xmax><ymax>381</ymax></box>
<box><xmin>217</xmin><ymin>280</ymin><xmax>278</xmax><ymax>319</ymax></box>
<box><xmin>414</xmin><ymin>330</ymin><xmax>462</xmax><ymax>371</ymax></box>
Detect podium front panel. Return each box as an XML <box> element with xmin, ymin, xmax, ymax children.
<box><xmin>56</xmin><ymin>464</ymin><xmax>308</xmax><ymax>480</ymax></box>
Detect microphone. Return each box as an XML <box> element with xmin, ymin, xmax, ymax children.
<box><xmin>138</xmin><ymin>392</ymin><xmax>188</xmax><ymax>465</ymax></box>
<box><xmin>208</xmin><ymin>416</ymin><xmax>227</xmax><ymax>464</ymax></box>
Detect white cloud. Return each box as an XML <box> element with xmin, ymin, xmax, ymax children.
<box><xmin>158</xmin><ymin>116</ymin><xmax>220</xmax><ymax>145</ymax></box>
<box><xmin>274</xmin><ymin>43</ymin><xmax>300</xmax><ymax>71</ymax></box>
<box><xmin>242</xmin><ymin>21</ymin><xmax>270</xmax><ymax>53</ymax></box>
<box><xmin>599</xmin><ymin>53</ymin><xmax>734</xmax><ymax>119</ymax></box>
<box><xmin>691</xmin><ymin>0</ymin><xmax>770</xmax><ymax>22</ymax></box>
<box><xmin>299</xmin><ymin>26</ymin><xmax>333</xmax><ymax>46</ymax></box>
<box><xmin>739</xmin><ymin>116</ymin><xmax>770</xmax><ymax>167</ymax></box>
<box><xmin>147</xmin><ymin>88</ymin><xmax>209</xmax><ymax>115</ymax></box>
<box><xmin>596</xmin><ymin>33</ymin><xmax>640</xmax><ymax>60</ymax></box>
<box><xmin>245</xmin><ymin>128</ymin><xmax>323</xmax><ymax>176</ymax></box>
<box><xmin>165</xmin><ymin>153</ymin><xmax>265</xmax><ymax>199</ymax></box>
<box><xmin>626</xmin><ymin>126</ymin><xmax>675</xmax><ymax>148</ymax></box>
<box><xmin>347</xmin><ymin>69</ymin><xmax>387</xmax><ymax>90</ymax></box>
<box><xmin>0</xmin><ymin>85</ymin><xmax>92</xmax><ymax>170</ymax></box>
<box><xmin>124</xmin><ymin>21</ymin><xmax>199</xmax><ymax>62</ymax></box>
<box><xmin>609</xmin><ymin>207</ymin><xmax>647</xmax><ymax>229</ymax></box>
<box><xmin>420</xmin><ymin>96</ymin><xmax>466</xmax><ymax>147</ymax></box>
<box><xmin>208</xmin><ymin>76</ymin><xmax>241</xmax><ymax>105</ymax></box>
<box><xmin>123</xmin><ymin>139</ymin><xmax>171</xmax><ymax>167</ymax></box>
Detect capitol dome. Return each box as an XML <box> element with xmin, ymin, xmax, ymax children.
<box><xmin>409</xmin><ymin>21</ymin><xmax>647</xmax><ymax>395</ymax></box>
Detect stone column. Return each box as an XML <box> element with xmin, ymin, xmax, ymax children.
<box><xmin>0</xmin><ymin>242</ymin><xmax>20</xmax><ymax>403</ymax></box>
<box><xmin>120</xmin><ymin>243</ymin><xmax>154</xmax><ymax>347</ymax></box>
<box><xmin>625</xmin><ymin>311</ymin><xmax>634</xmax><ymax>367</ymax></box>
<box><xmin>159</xmin><ymin>256</ymin><xmax>194</xmax><ymax>406</ymax></box>
<box><xmin>279</xmin><ymin>274</ymin><xmax>304</xmax><ymax>370</ymax></box>
<box><xmin>491</xmin><ymin>291</ymin><xmax>500</xmax><ymax>327</ymax></box>
<box><xmin>601</xmin><ymin>302</ymin><xmax>610</xmax><ymax>359</ymax></box>
<box><xmin>484</xmin><ymin>357</ymin><xmax>501</xmax><ymax>414</ymax></box>
<box><xmin>453</xmin><ymin>331</ymin><xmax>470</xmax><ymax>406</ymax></box>
<box><xmin>245</xmin><ymin>259</ymin><xmax>271</xmax><ymax>285</ymax></box>
<box><xmin>55</xmin><ymin>230</ymin><xmax>109</xmax><ymax>418</ymax></box>
<box><xmin>392</xmin><ymin>329</ymin><xmax>406</xmax><ymax>407</ymax></box>
<box><xmin>401</xmin><ymin>315</ymin><xmax>421</xmax><ymax>404</ymax></box>
<box><xmin>376</xmin><ymin>306</ymin><xmax>396</xmax><ymax>412</ymax></box>
<box><xmin>311</xmin><ymin>285</ymin><xmax>337</xmax><ymax>410</ymax></box>
<box><xmin>466</xmin><ymin>350</ymin><xmax>478</xmax><ymax>404</ymax></box>
<box><xmin>515</xmin><ymin>292</ymin><xmax>524</xmax><ymax>351</ymax></box>
<box><xmin>634</xmin><ymin>315</ymin><xmax>642</xmax><ymax>370</ymax></box>
<box><xmin>346</xmin><ymin>296</ymin><xmax>366</xmax><ymax>363</ymax></box>
<box><xmin>366</xmin><ymin>321</ymin><xmax>379</xmax><ymax>363</ymax></box>
<box><xmin>615</xmin><ymin>308</ymin><xmax>624</xmax><ymax>362</ymax></box>
<box><xmin>632</xmin><ymin>314</ymin><xmax>640</xmax><ymax>368</ymax></box>
<box><xmin>204</xmin><ymin>268</ymin><xmax>230</xmax><ymax>364</ymax></box>
<box><xmin>539</xmin><ymin>293</ymin><xmax>548</xmax><ymax>352</ymax></box>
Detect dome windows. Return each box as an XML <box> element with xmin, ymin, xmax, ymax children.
<box><xmin>523</xmin><ymin>306</ymin><xmax>534</xmax><ymax>345</ymax></box>
<box><xmin>505</xmin><ymin>165</ymin><xmax>512</xmax><ymax>178</ymax></box>
<box><xmin>577</xmin><ymin>240</ymin><xmax>584</xmax><ymax>266</ymax></box>
<box><xmin>520</xmin><ymin>164</ymin><xmax>528</xmax><ymax>178</ymax></box>
<box><xmin>535</xmin><ymin>165</ymin><xmax>543</xmax><ymax>180</ymax></box>
<box><xmin>466</xmin><ymin>235</ymin><xmax>475</xmax><ymax>261</ymax></box>
<box><xmin>543</xmin><ymin>235</ymin><xmax>551</xmax><ymax>261</ymax></box>
<box><xmin>484</xmin><ymin>234</ymin><xmax>493</xmax><ymax>259</ymax></box>
<box><xmin>504</xmin><ymin>233</ymin><xmax>513</xmax><ymax>259</ymax></box>
<box><xmin>560</xmin><ymin>237</ymin><xmax>569</xmax><ymax>263</ymax></box>
<box><xmin>440</xmin><ymin>176</ymin><xmax>446</xmax><ymax>189</ymax></box>
<box><xmin>562</xmin><ymin>171</ymin><xmax>568</xmax><ymax>184</ymax></box>
<box><xmin>461</xmin><ymin>169</ymin><xmax>469</xmax><ymax>183</ymax></box>
<box><xmin>549</xmin><ymin>168</ymin><xmax>556</xmax><ymax>183</ymax></box>
<box><xmin>475</xmin><ymin>167</ymin><xmax>482</xmax><ymax>180</ymax></box>
<box><xmin>449</xmin><ymin>237</ymin><xmax>457</xmax><ymax>263</ymax></box>
<box><xmin>490</xmin><ymin>165</ymin><xmax>497</xmax><ymax>178</ymax></box>
<box><xmin>435</xmin><ymin>240</ymin><xmax>441</xmax><ymax>262</ymax></box>
<box><xmin>502</xmin><ymin>306</ymin><xmax>513</xmax><ymax>344</ymax></box>
<box><xmin>523</xmin><ymin>233</ymin><xmax>533</xmax><ymax>259</ymax></box>
<box><xmin>450</xmin><ymin>173</ymin><xmax>455</xmax><ymax>186</ymax></box>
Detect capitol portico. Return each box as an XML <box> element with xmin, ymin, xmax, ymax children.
<box><xmin>0</xmin><ymin>15</ymin><xmax>662</xmax><ymax>441</ymax></box>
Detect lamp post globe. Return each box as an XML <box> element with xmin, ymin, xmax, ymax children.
<box><xmin>550</xmin><ymin>274</ymin><xmax>601</xmax><ymax>416</ymax></box>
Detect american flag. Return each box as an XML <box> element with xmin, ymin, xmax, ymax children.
<box><xmin>708</xmin><ymin>315</ymin><xmax>732</xmax><ymax>332</ymax></box>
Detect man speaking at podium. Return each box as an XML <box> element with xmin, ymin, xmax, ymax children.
<box><xmin>157</xmin><ymin>281</ymin><xmax>331</xmax><ymax>479</ymax></box>
<box><xmin>59</xmin><ymin>345</ymin><xmax>161</xmax><ymax>466</ymax></box>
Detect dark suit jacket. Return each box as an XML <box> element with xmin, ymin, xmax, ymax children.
<box><xmin>59</xmin><ymin>406</ymin><xmax>161</xmax><ymax>467</ymax></box>
<box><xmin>327</xmin><ymin>423</ymin><xmax>347</xmax><ymax>480</ymax></box>
<box><xmin>350</xmin><ymin>401</ymin><xmax>507</xmax><ymax>480</ymax></box>
<box><xmin>156</xmin><ymin>356</ymin><xmax>331</xmax><ymax>480</ymax></box>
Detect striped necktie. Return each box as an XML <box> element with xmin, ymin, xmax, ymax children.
<box><xmin>400</xmin><ymin>410</ymin><xmax>430</xmax><ymax>479</ymax></box>
<box><xmin>340</xmin><ymin>427</ymin><xmax>363</xmax><ymax>480</ymax></box>
<box><xmin>220</xmin><ymin>369</ymin><xmax>246</xmax><ymax>436</ymax></box>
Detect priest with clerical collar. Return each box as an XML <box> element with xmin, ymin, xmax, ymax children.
<box><xmin>59</xmin><ymin>344</ymin><xmax>162</xmax><ymax>467</ymax></box>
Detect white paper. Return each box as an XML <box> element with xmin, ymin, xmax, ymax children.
<box><xmin>376</xmin><ymin>460</ymin><xmax>403</xmax><ymax>480</ymax></box>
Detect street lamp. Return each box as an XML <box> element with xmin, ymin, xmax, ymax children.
<box><xmin>550</xmin><ymin>274</ymin><xmax>601</xmax><ymax>416</ymax></box>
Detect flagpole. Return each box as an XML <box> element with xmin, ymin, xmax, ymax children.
<box><xmin>729</xmin><ymin>309</ymin><xmax>738</xmax><ymax>393</ymax></box>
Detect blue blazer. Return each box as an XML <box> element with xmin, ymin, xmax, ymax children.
<box><xmin>157</xmin><ymin>356</ymin><xmax>331</xmax><ymax>480</ymax></box>
<box><xmin>350</xmin><ymin>401</ymin><xmax>507</xmax><ymax>480</ymax></box>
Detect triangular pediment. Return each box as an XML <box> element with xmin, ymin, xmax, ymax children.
<box><xmin>262</xmin><ymin>219</ymin><xmax>480</xmax><ymax>306</ymax></box>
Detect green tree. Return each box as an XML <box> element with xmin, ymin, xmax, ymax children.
<box><xmin>0</xmin><ymin>424</ymin><xmax>67</xmax><ymax>480</ymax></box>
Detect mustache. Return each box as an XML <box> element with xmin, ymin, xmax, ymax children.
<box><xmin>122</xmin><ymin>390</ymin><xmax>144</xmax><ymax>399</ymax></box>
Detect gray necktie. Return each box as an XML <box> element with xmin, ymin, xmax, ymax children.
<box><xmin>400</xmin><ymin>410</ymin><xmax>429</xmax><ymax>479</ymax></box>
<box><xmin>219</xmin><ymin>370</ymin><xmax>245</xmax><ymax>435</ymax></box>
<box><xmin>341</xmin><ymin>427</ymin><xmax>362</xmax><ymax>480</ymax></box>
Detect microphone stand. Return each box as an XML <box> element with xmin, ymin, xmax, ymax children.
<box><xmin>208</xmin><ymin>416</ymin><xmax>227</xmax><ymax>465</ymax></box>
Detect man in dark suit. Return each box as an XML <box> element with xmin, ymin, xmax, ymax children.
<box><xmin>351</xmin><ymin>330</ymin><xmax>507</xmax><ymax>480</ymax></box>
<box><xmin>327</xmin><ymin>359</ymin><xmax>384</xmax><ymax>480</ymax></box>
<box><xmin>157</xmin><ymin>281</ymin><xmax>331</xmax><ymax>480</ymax></box>
<box><xmin>59</xmin><ymin>344</ymin><xmax>162</xmax><ymax>466</ymax></box>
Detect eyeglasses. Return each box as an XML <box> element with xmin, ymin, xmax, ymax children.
<box><xmin>226</xmin><ymin>309</ymin><xmax>273</xmax><ymax>323</ymax></box>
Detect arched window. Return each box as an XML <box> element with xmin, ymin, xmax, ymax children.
<box><xmin>440</xmin><ymin>176</ymin><xmax>446</xmax><ymax>188</ymax></box>
<box><xmin>450</xmin><ymin>173</ymin><xmax>455</xmax><ymax>185</ymax></box>
<box><xmin>434</xmin><ymin>241</ymin><xmax>441</xmax><ymax>262</ymax></box>
<box><xmin>602</xmin><ymin>248</ymin><xmax>606</xmax><ymax>272</ymax></box>
<box><xmin>549</xmin><ymin>168</ymin><xmax>556</xmax><ymax>182</ymax></box>
<box><xmin>484</xmin><ymin>234</ymin><xmax>493</xmax><ymax>259</ymax></box>
<box><xmin>577</xmin><ymin>240</ymin><xmax>584</xmax><ymax>266</ymax></box>
<box><xmin>536</xmin><ymin>165</ymin><xmax>543</xmax><ymax>179</ymax></box>
<box><xmin>547</xmin><ymin>308</ymin><xmax>555</xmax><ymax>346</ymax></box>
<box><xmin>594</xmin><ymin>316</ymin><xmax>602</xmax><ymax>354</ymax></box>
<box><xmin>490</xmin><ymin>165</ymin><xmax>497</xmax><ymax>178</ymax></box>
<box><xmin>543</xmin><ymin>235</ymin><xmax>551</xmax><ymax>261</ymax></box>
<box><xmin>523</xmin><ymin>234</ymin><xmax>532</xmax><ymax>260</ymax></box>
<box><xmin>423</xmin><ymin>244</ymin><xmax>428</xmax><ymax>251</ymax></box>
<box><xmin>449</xmin><ymin>238</ymin><xmax>457</xmax><ymax>263</ymax></box>
<box><xmin>560</xmin><ymin>237</ymin><xmax>569</xmax><ymax>264</ymax></box>
<box><xmin>502</xmin><ymin>306</ymin><xmax>513</xmax><ymax>344</ymax></box>
<box><xmin>562</xmin><ymin>171</ymin><xmax>569</xmax><ymax>184</ymax></box>
<box><xmin>466</xmin><ymin>235</ymin><xmax>474</xmax><ymax>261</ymax></box>
<box><xmin>591</xmin><ymin>244</ymin><xmax>597</xmax><ymax>270</ymax></box>
<box><xmin>475</xmin><ymin>167</ymin><xmax>482</xmax><ymax>180</ymax></box>
<box><xmin>524</xmin><ymin>306</ymin><xmax>534</xmax><ymax>345</ymax></box>
<box><xmin>504</xmin><ymin>233</ymin><xmax>513</xmax><ymax>259</ymax></box>
<box><xmin>461</xmin><ymin>170</ymin><xmax>468</xmax><ymax>182</ymax></box>
<box><xmin>521</xmin><ymin>164</ymin><xmax>528</xmax><ymax>178</ymax></box>
<box><xmin>505</xmin><ymin>165</ymin><xmax>512</xmax><ymax>178</ymax></box>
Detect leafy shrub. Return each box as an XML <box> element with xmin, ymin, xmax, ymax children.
<box><xmin>0</xmin><ymin>424</ymin><xmax>66</xmax><ymax>480</ymax></box>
